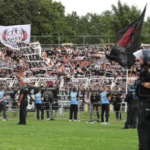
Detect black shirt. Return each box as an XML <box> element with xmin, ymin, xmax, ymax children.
<box><xmin>20</xmin><ymin>88</ymin><xmax>29</xmax><ymax>102</ymax></box>
<box><xmin>137</xmin><ymin>68</ymin><xmax>150</xmax><ymax>97</ymax></box>
<box><xmin>90</xmin><ymin>91</ymin><xmax>99</xmax><ymax>103</ymax></box>
<box><xmin>125</xmin><ymin>91</ymin><xmax>139</xmax><ymax>106</ymax></box>
<box><xmin>111</xmin><ymin>92</ymin><xmax>121</xmax><ymax>106</ymax></box>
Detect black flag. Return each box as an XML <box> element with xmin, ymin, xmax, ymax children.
<box><xmin>105</xmin><ymin>5</ymin><xmax>146</xmax><ymax>69</ymax></box>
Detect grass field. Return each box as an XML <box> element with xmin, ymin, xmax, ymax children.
<box><xmin>0</xmin><ymin>112</ymin><xmax>138</xmax><ymax>150</ymax></box>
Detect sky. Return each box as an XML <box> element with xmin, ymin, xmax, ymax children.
<box><xmin>54</xmin><ymin>0</ymin><xmax>149</xmax><ymax>19</ymax></box>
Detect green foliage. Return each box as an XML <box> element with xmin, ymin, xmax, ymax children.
<box><xmin>0</xmin><ymin>0</ymin><xmax>66</xmax><ymax>44</ymax></box>
<box><xmin>141</xmin><ymin>17</ymin><xmax>150</xmax><ymax>43</ymax></box>
<box><xmin>111</xmin><ymin>1</ymin><xmax>141</xmax><ymax>34</ymax></box>
<box><xmin>0</xmin><ymin>0</ymin><xmax>149</xmax><ymax>44</ymax></box>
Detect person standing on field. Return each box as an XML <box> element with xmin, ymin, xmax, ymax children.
<box><xmin>100</xmin><ymin>87</ymin><xmax>111</xmax><ymax>124</ymax></box>
<box><xmin>69</xmin><ymin>87</ymin><xmax>79</xmax><ymax>121</ymax></box>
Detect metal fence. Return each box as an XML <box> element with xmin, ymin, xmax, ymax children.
<box><xmin>5</xmin><ymin>100</ymin><xmax>127</xmax><ymax>122</ymax></box>
<box><xmin>30</xmin><ymin>34</ymin><xmax>150</xmax><ymax>46</ymax></box>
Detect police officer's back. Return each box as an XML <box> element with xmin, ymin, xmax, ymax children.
<box><xmin>43</xmin><ymin>87</ymin><xmax>54</xmax><ymax>120</ymax></box>
<box><xmin>133</xmin><ymin>49</ymin><xmax>150</xmax><ymax>150</ymax></box>
<box><xmin>111</xmin><ymin>89</ymin><xmax>122</xmax><ymax>120</ymax></box>
<box><xmin>89</xmin><ymin>89</ymin><xmax>100</xmax><ymax>122</ymax></box>
<box><xmin>90</xmin><ymin>90</ymin><xmax>99</xmax><ymax>104</ymax></box>
<box><xmin>43</xmin><ymin>88</ymin><xmax>53</xmax><ymax>104</ymax></box>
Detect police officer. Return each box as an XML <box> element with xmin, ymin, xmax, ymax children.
<box><xmin>88</xmin><ymin>87</ymin><xmax>100</xmax><ymax>123</ymax></box>
<box><xmin>111</xmin><ymin>87</ymin><xmax>122</xmax><ymax>121</ymax></box>
<box><xmin>133</xmin><ymin>49</ymin><xmax>150</xmax><ymax>150</ymax></box>
<box><xmin>43</xmin><ymin>87</ymin><xmax>54</xmax><ymax>121</ymax></box>
<box><xmin>17</xmin><ymin>82</ymin><xmax>29</xmax><ymax>125</ymax></box>
<box><xmin>123</xmin><ymin>85</ymin><xmax>139</xmax><ymax>129</ymax></box>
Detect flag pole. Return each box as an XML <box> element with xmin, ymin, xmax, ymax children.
<box><xmin>126</xmin><ymin>69</ymin><xmax>129</xmax><ymax>94</ymax></box>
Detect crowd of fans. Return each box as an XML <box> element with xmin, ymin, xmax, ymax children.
<box><xmin>0</xmin><ymin>44</ymin><xmax>141</xmax><ymax>123</ymax></box>
<box><xmin>0</xmin><ymin>44</ymin><xmax>140</xmax><ymax>90</ymax></box>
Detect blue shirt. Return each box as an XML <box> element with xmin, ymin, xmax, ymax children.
<box><xmin>35</xmin><ymin>93</ymin><xmax>42</xmax><ymax>104</ymax></box>
<box><xmin>100</xmin><ymin>91</ymin><xmax>109</xmax><ymax>104</ymax></box>
<box><xmin>0</xmin><ymin>91</ymin><xmax>6</xmax><ymax>102</ymax></box>
<box><xmin>70</xmin><ymin>92</ymin><xmax>78</xmax><ymax>105</ymax></box>
<box><xmin>3</xmin><ymin>98</ymin><xmax>8</xmax><ymax>103</ymax></box>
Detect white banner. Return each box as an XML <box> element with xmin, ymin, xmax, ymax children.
<box><xmin>30</xmin><ymin>41</ymin><xmax>42</xmax><ymax>56</ymax></box>
<box><xmin>0</xmin><ymin>24</ymin><xmax>31</xmax><ymax>50</ymax></box>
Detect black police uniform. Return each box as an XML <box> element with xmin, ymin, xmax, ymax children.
<box><xmin>124</xmin><ymin>88</ymin><xmax>139</xmax><ymax>128</ymax></box>
<box><xmin>112</xmin><ymin>92</ymin><xmax>122</xmax><ymax>120</ymax></box>
<box><xmin>90</xmin><ymin>90</ymin><xmax>100</xmax><ymax>122</ymax></box>
<box><xmin>43</xmin><ymin>88</ymin><xmax>54</xmax><ymax>120</ymax></box>
<box><xmin>18</xmin><ymin>87</ymin><xmax>29</xmax><ymax>125</ymax></box>
<box><xmin>136</xmin><ymin>67</ymin><xmax>150</xmax><ymax>150</ymax></box>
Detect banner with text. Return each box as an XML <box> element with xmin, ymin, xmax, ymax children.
<box><xmin>0</xmin><ymin>24</ymin><xmax>31</xmax><ymax>50</ymax></box>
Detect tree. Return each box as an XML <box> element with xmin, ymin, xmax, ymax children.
<box><xmin>111</xmin><ymin>0</ymin><xmax>141</xmax><ymax>34</ymax></box>
<box><xmin>0</xmin><ymin>0</ymin><xmax>149</xmax><ymax>45</ymax></box>
<box><xmin>141</xmin><ymin>17</ymin><xmax>150</xmax><ymax>43</ymax></box>
<box><xmin>0</xmin><ymin>0</ymin><xmax>67</xmax><ymax>44</ymax></box>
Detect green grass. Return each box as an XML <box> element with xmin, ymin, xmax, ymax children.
<box><xmin>0</xmin><ymin>112</ymin><xmax>138</xmax><ymax>150</ymax></box>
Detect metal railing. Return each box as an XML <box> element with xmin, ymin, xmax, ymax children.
<box><xmin>30</xmin><ymin>34</ymin><xmax>150</xmax><ymax>46</ymax></box>
<box><xmin>6</xmin><ymin>101</ymin><xmax>127</xmax><ymax>121</ymax></box>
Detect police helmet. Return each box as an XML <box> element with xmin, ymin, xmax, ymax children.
<box><xmin>143</xmin><ymin>49</ymin><xmax>150</xmax><ymax>64</ymax></box>
<box><xmin>133</xmin><ymin>49</ymin><xmax>150</xmax><ymax>64</ymax></box>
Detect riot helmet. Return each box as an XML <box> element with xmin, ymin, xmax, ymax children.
<box><xmin>143</xmin><ymin>49</ymin><xmax>150</xmax><ymax>64</ymax></box>
<box><xmin>133</xmin><ymin>49</ymin><xmax>150</xmax><ymax>64</ymax></box>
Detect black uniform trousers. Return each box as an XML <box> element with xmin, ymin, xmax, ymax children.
<box><xmin>125</xmin><ymin>105</ymin><xmax>138</xmax><ymax>128</ymax></box>
<box><xmin>114</xmin><ymin>104</ymin><xmax>122</xmax><ymax>120</ymax></box>
<box><xmin>138</xmin><ymin>100</ymin><xmax>150</xmax><ymax>150</ymax></box>
<box><xmin>90</xmin><ymin>103</ymin><xmax>100</xmax><ymax>121</ymax></box>
<box><xmin>44</xmin><ymin>102</ymin><xmax>53</xmax><ymax>119</ymax></box>
<box><xmin>101</xmin><ymin>104</ymin><xmax>109</xmax><ymax>122</ymax></box>
<box><xmin>19</xmin><ymin>101</ymin><xmax>27</xmax><ymax>124</ymax></box>
<box><xmin>69</xmin><ymin>104</ymin><xmax>78</xmax><ymax>120</ymax></box>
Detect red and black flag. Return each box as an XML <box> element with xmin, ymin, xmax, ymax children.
<box><xmin>105</xmin><ymin>5</ymin><xmax>146</xmax><ymax>69</ymax></box>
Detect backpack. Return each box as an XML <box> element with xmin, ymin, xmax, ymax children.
<box><xmin>44</xmin><ymin>90</ymin><xmax>53</xmax><ymax>103</ymax></box>
<box><xmin>91</xmin><ymin>91</ymin><xmax>98</xmax><ymax>103</ymax></box>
